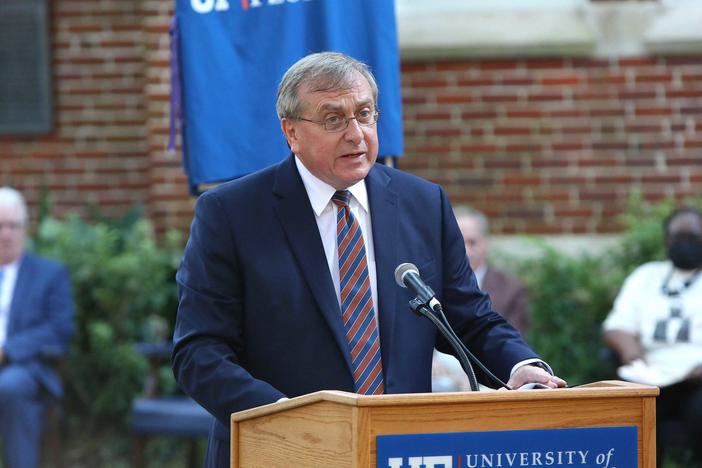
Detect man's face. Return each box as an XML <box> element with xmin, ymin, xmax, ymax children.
<box><xmin>0</xmin><ymin>202</ymin><xmax>26</xmax><ymax>265</ymax></box>
<box><xmin>457</xmin><ymin>215</ymin><xmax>488</xmax><ymax>270</ymax></box>
<box><xmin>281</xmin><ymin>71</ymin><xmax>379</xmax><ymax>189</ymax></box>
<box><xmin>665</xmin><ymin>212</ymin><xmax>702</xmax><ymax>270</ymax></box>
<box><xmin>666</xmin><ymin>212</ymin><xmax>702</xmax><ymax>247</ymax></box>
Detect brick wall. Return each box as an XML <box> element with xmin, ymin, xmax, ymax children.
<box><xmin>401</xmin><ymin>57</ymin><xmax>702</xmax><ymax>234</ymax></box>
<box><xmin>1</xmin><ymin>2</ymin><xmax>700</xmax><ymax>236</ymax></box>
<box><xmin>2</xmin><ymin>1</ymin><xmax>147</xmax><ymax>221</ymax></box>
<box><xmin>0</xmin><ymin>0</ymin><xmax>194</xmax><ymax>233</ymax></box>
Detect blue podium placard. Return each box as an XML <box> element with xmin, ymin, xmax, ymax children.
<box><xmin>377</xmin><ymin>426</ymin><xmax>637</xmax><ymax>468</ymax></box>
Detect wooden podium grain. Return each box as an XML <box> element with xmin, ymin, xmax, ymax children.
<box><xmin>231</xmin><ymin>380</ymin><xmax>658</xmax><ymax>468</ymax></box>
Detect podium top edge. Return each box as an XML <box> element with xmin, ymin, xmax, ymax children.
<box><xmin>231</xmin><ymin>381</ymin><xmax>659</xmax><ymax>423</ymax></box>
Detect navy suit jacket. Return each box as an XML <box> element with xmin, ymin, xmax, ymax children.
<box><xmin>173</xmin><ymin>155</ymin><xmax>540</xmax><ymax>457</ymax></box>
<box><xmin>5</xmin><ymin>253</ymin><xmax>74</xmax><ymax>398</ymax></box>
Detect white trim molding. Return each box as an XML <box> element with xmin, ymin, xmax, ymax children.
<box><xmin>396</xmin><ymin>0</ymin><xmax>702</xmax><ymax>59</ymax></box>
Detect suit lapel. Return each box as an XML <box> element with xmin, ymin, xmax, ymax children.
<box><xmin>366</xmin><ymin>166</ymin><xmax>399</xmax><ymax>374</ymax></box>
<box><xmin>8</xmin><ymin>254</ymin><xmax>31</xmax><ymax>334</ymax></box>
<box><xmin>272</xmin><ymin>155</ymin><xmax>353</xmax><ymax>371</ymax></box>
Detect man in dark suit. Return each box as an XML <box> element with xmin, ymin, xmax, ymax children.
<box><xmin>172</xmin><ymin>52</ymin><xmax>565</xmax><ymax>468</ymax></box>
<box><xmin>455</xmin><ymin>206</ymin><xmax>529</xmax><ymax>335</ymax></box>
<box><xmin>0</xmin><ymin>187</ymin><xmax>74</xmax><ymax>468</ymax></box>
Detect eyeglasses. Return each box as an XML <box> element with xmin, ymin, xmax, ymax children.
<box><xmin>294</xmin><ymin>109</ymin><xmax>380</xmax><ymax>133</ymax></box>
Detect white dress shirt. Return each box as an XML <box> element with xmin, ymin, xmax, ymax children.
<box><xmin>294</xmin><ymin>157</ymin><xmax>379</xmax><ymax>314</ymax></box>
<box><xmin>0</xmin><ymin>260</ymin><xmax>20</xmax><ymax>347</ymax></box>
<box><xmin>473</xmin><ymin>263</ymin><xmax>487</xmax><ymax>289</ymax></box>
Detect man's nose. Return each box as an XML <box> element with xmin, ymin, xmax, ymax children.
<box><xmin>343</xmin><ymin>117</ymin><xmax>364</xmax><ymax>143</ymax></box>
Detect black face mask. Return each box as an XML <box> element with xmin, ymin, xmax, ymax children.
<box><xmin>667</xmin><ymin>235</ymin><xmax>702</xmax><ymax>270</ymax></box>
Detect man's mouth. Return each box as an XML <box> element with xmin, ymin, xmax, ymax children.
<box><xmin>341</xmin><ymin>151</ymin><xmax>365</xmax><ymax>159</ymax></box>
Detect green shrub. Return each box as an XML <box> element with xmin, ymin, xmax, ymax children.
<box><xmin>35</xmin><ymin>211</ymin><xmax>182</xmax><ymax>428</ymax></box>
<box><xmin>517</xmin><ymin>244</ymin><xmax>619</xmax><ymax>385</ymax></box>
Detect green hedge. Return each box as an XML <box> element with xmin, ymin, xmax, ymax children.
<box><xmin>34</xmin><ymin>209</ymin><xmax>182</xmax><ymax>428</ymax></box>
<box><xmin>519</xmin><ymin>246</ymin><xmax>619</xmax><ymax>385</ymax></box>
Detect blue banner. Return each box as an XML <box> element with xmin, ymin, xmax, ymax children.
<box><xmin>174</xmin><ymin>0</ymin><xmax>403</xmax><ymax>192</ymax></box>
<box><xmin>377</xmin><ymin>426</ymin><xmax>637</xmax><ymax>468</ymax></box>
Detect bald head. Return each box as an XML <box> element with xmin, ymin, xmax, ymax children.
<box><xmin>454</xmin><ymin>206</ymin><xmax>489</xmax><ymax>270</ymax></box>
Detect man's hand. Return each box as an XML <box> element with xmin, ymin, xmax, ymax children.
<box><xmin>506</xmin><ymin>364</ymin><xmax>567</xmax><ymax>390</ymax></box>
<box><xmin>686</xmin><ymin>365</ymin><xmax>702</xmax><ymax>382</ymax></box>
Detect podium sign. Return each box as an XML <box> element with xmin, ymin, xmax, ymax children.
<box><xmin>377</xmin><ymin>426</ymin><xmax>637</xmax><ymax>468</ymax></box>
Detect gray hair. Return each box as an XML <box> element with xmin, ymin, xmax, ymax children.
<box><xmin>454</xmin><ymin>206</ymin><xmax>489</xmax><ymax>236</ymax></box>
<box><xmin>0</xmin><ymin>186</ymin><xmax>28</xmax><ymax>224</ymax></box>
<box><xmin>276</xmin><ymin>51</ymin><xmax>379</xmax><ymax>120</ymax></box>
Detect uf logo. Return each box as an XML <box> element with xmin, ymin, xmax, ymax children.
<box><xmin>387</xmin><ymin>456</ymin><xmax>453</xmax><ymax>468</ymax></box>
<box><xmin>191</xmin><ymin>0</ymin><xmax>230</xmax><ymax>13</ymax></box>
<box><xmin>191</xmin><ymin>0</ymin><xmax>313</xmax><ymax>13</ymax></box>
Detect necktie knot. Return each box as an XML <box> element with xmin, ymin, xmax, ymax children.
<box><xmin>332</xmin><ymin>190</ymin><xmax>351</xmax><ymax>207</ymax></box>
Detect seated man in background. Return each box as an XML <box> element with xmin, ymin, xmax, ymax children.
<box><xmin>603</xmin><ymin>206</ymin><xmax>702</xmax><ymax>463</ymax></box>
<box><xmin>0</xmin><ymin>187</ymin><xmax>74</xmax><ymax>468</ymax></box>
<box><xmin>433</xmin><ymin>207</ymin><xmax>530</xmax><ymax>391</ymax></box>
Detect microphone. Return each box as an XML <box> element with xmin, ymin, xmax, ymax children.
<box><xmin>394</xmin><ymin>263</ymin><xmax>440</xmax><ymax>311</ymax></box>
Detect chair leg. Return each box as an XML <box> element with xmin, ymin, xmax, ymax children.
<box><xmin>187</xmin><ymin>439</ymin><xmax>199</xmax><ymax>468</ymax></box>
<box><xmin>48</xmin><ymin>428</ymin><xmax>63</xmax><ymax>468</ymax></box>
<box><xmin>41</xmin><ymin>403</ymin><xmax>64</xmax><ymax>468</ymax></box>
<box><xmin>133</xmin><ymin>436</ymin><xmax>147</xmax><ymax>468</ymax></box>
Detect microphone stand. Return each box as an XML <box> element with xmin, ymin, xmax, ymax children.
<box><xmin>409</xmin><ymin>298</ymin><xmax>510</xmax><ymax>391</ymax></box>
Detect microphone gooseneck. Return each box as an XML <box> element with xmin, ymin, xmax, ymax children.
<box><xmin>394</xmin><ymin>263</ymin><xmax>509</xmax><ymax>391</ymax></box>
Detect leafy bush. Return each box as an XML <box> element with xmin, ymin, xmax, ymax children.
<box><xmin>612</xmin><ymin>194</ymin><xmax>671</xmax><ymax>271</ymax></box>
<box><xmin>34</xmin><ymin>210</ymin><xmax>182</xmax><ymax>427</ymax></box>
<box><xmin>518</xmin><ymin>245</ymin><xmax>619</xmax><ymax>385</ymax></box>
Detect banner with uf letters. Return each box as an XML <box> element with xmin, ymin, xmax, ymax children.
<box><xmin>377</xmin><ymin>426</ymin><xmax>637</xmax><ymax>468</ymax></box>
<box><xmin>174</xmin><ymin>0</ymin><xmax>403</xmax><ymax>192</ymax></box>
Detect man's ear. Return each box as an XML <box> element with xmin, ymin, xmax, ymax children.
<box><xmin>281</xmin><ymin>118</ymin><xmax>298</xmax><ymax>153</ymax></box>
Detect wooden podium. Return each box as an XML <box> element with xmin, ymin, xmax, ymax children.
<box><xmin>231</xmin><ymin>380</ymin><xmax>658</xmax><ymax>468</ymax></box>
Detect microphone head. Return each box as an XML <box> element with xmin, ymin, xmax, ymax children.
<box><xmin>394</xmin><ymin>263</ymin><xmax>419</xmax><ymax>288</ymax></box>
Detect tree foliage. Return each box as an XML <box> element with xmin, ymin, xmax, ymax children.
<box><xmin>35</xmin><ymin>211</ymin><xmax>182</xmax><ymax>427</ymax></box>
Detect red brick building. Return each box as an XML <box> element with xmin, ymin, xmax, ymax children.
<box><xmin>1</xmin><ymin>0</ymin><xmax>701</xmax><ymax>236</ymax></box>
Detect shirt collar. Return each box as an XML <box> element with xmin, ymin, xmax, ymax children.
<box><xmin>0</xmin><ymin>256</ymin><xmax>21</xmax><ymax>294</ymax></box>
<box><xmin>294</xmin><ymin>156</ymin><xmax>369</xmax><ymax>216</ymax></box>
<box><xmin>0</xmin><ymin>256</ymin><xmax>21</xmax><ymax>275</ymax></box>
<box><xmin>473</xmin><ymin>262</ymin><xmax>487</xmax><ymax>288</ymax></box>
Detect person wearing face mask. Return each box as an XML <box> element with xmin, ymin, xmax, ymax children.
<box><xmin>602</xmin><ymin>206</ymin><xmax>702</xmax><ymax>463</ymax></box>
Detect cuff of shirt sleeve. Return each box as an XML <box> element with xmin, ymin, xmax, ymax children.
<box><xmin>510</xmin><ymin>359</ymin><xmax>554</xmax><ymax>377</ymax></box>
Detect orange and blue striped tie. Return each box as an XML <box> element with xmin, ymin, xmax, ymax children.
<box><xmin>332</xmin><ymin>190</ymin><xmax>384</xmax><ymax>395</ymax></box>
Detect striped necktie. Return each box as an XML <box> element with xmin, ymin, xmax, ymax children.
<box><xmin>332</xmin><ymin>190</ymin><xmax>384</xmax><ymax>395</ymax></box>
